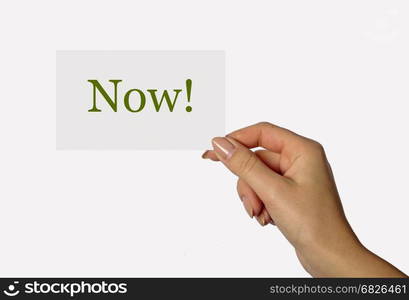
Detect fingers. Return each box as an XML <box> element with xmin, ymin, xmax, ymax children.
<box><xmin>256</xmin><ymin>207</ymin><xmax>274</xmax><ymax>226</ymax></box>
<box><xmin>236</xmin><ymin>179</ymin><xmax>263</xmax><ymax>217</ymax></box>
<box><xmin>227</xmin><ymin>122</ymin><xmax>299</xmax><ymax>152</ymax></box>
<box><xmin>204</xmin><ymin>149</ymin><xmax>283</xmax><ymax>174</ymax></box>
<box><xmin>255</xmin><ymin>150</ymin><xmax>282</xmax><ymax>174</ymax></box>
<box><xmin>203</xmin><ymin>144</ymin><xmax>283</xmax><ymax>226</ymax></box>
<box><xmin>237</xmin><ymin>179</ymin><xmax>275</xmax><ymax>226</ymax></box>
<box><xmin>242</xmin><ymin>150</ymin><xmax>281</xmax><ymax>226</ymax></box>
<box><xmin>238</xmin><ymin>179</ymin><xmax>276</xmax><ymax>226</ymax></box>
<box><xmin>202</xmin><ymin>150</ymin><xmax>218</xmax><ymax>161</ymax></box>
<box><xmin>211</xmin><ymin>136</ymin><xmax>288</xmax><ymax>204</ymax></box>
<box><xmin>227</xmin><ymin>122</ymin><xmax>305</xmax><ymax>173</ymax></box>
<box><xmin>203</xmin><ymin>132</ymin><xmax>292</xmax><ymax>228</ymax></box>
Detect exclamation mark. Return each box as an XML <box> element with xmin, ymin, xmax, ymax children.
<box><xmin>185</xmin><ymin>79</ymin><xmax>192</xmax><ymax>112</ymax></box>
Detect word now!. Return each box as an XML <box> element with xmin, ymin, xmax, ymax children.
<box><xmin>87</xmin><ymin>79</ymin><xmax>193</xmax><ymax>113</ymax></box>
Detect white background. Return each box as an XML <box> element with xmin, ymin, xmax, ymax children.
<box><xmin>1</xmin><ymin>0</ymin><xmax>408</xmax><ymax>277</ymax></box>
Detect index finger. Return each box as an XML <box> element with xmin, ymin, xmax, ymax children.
<box><xmin>227</xmin><ymin>122</ymin><xmax>304</xmax><ymax>159</ymax></box>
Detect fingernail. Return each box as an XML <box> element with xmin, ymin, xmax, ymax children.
<box><xmin>242</xmin><ymin>198</ymin><xmax>253</xmax><ymax>218</ymax></box>
<box><xmin>256</xmin><ymin>216</ymin><xmax>266</xmax><ymax>226</ymax></box>
<box><xmin>212</xmin><ymin>137</ymin><xmax>235</xmax><ymax>160</ymax></box>
<box><xmin>201</xmin><ymin>150</ymin><xmax>210</xmax><ymax>159</ymax></box>
<box><xmin>265</xmin><ymin>215</ymin><xmax>274</xmax><ymax>226</ymax></box>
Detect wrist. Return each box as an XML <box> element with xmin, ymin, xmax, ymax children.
<box><xmin>298</xmin><ymin>233</ymin><xmax>364</xmax><ymax>277</ymax></box>
<box><xmin>299</xmin><ymin>234</ymin><xmax>406</xmax><ymax>277</ymax></box>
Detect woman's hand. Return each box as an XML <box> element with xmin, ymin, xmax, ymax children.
<box><xmin>202</xmin><ymin>122</ymin><xmax>406</xmax><ymax>277</ymax></box>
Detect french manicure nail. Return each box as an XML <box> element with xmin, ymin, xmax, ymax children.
<box><xmin>256</xmin><ymin>216</ymin><xmax>265</xmax><ymax>226</ymax></box>
<box><xmin>265</xmin><ymin>215</ymin><xmax>273</xmax><ymax>226</ymax></box>
<box><xmin>201</xmin><ymin>150</ymin><xmax>210</xmax><ymax>159</ymax></box>
<box><xmin>212</xmin><ymin>137</ymin><xmax>235</xmax><ymax>160</ymax></box>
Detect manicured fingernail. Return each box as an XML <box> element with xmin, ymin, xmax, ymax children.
<box><xmin>202</xmin><ymin>150</ymin><xmax>210</xmax><ymax>159</ymax></box>
<box><xmin>256</xmin><ymin>217</ymin><xmax>264</xmax><ymax>226</ymax></box>
<box><xmin>256</xmin><ymin>216</ymin><xmax>266</xmax><ymax>226</ymax></box>
<box><xmin>212</xmin><ymin>137</ymin><xmax>235</xmax><ymax>160</ymax></box>
<box><xmin>242</xmin><ymin>198</ymin><xmax>253</xmax><ymax>218</ymax></box>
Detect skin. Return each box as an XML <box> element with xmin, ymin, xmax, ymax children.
<box><xmin>202</xmin><ymin>122</ymin><xmax>407</xmax><ymax>277</ymax></box>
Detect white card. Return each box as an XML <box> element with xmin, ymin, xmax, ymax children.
<box><xmin>56</xmin><ymin>51</ymin><xmax>225</xmax><ymax>149</ymax></box>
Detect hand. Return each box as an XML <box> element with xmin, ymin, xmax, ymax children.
<box><xmin>202</xmin><ymin>122</ymin><xmax>406</xmax><ymax>277</ymax></box>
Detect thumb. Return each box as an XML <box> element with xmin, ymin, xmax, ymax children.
<box><xmin>211</xmin><ymin>137</ymin><xmax>285</xmax><ymax>201</ymax></box>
